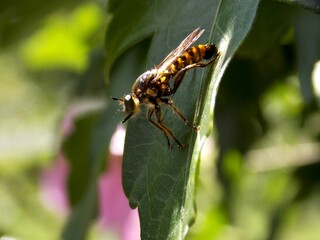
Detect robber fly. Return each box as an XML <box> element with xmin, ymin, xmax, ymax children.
<box><xmin>113</xmin><ymin>28</ymin><xmax>220</xmax><ymax>149</ymax></box>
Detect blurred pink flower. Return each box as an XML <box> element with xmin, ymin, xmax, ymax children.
<box><xmin>98</xmin><ymin>125</ymin><xmax>140</xmax><ymax>240</ymax></box>
<box><xmin>40</xmin><ymin>105</ymin><xmax>140</xmax><ymax>239</ymax></box>
<box><xmin>40</xmin><ymin>153</ymin><xmax>69</xmax><ymax>215</ymax></box>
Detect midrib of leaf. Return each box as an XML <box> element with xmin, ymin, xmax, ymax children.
<box><xmin>171</xmin><ymin>0</ymin><xmax>262</xmax><ymax>238</ymax></box>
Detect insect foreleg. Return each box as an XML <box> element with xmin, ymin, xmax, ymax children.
<box><xmin>148</xmin><ymin>107</ymin><xmax>172</xmax><ymax>149</ymax></box>
<box><xmin>154</xmin><ymin>104</ymin><xmax>185</xmax><ymax>149</ymax></box>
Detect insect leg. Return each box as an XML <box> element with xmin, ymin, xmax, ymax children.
<box><xmin>154</xmin><ymin>104</ymin><xmax>185</xmax><ymax>150</ymax></box>
<box><xmin>171</xmin><ymin>54</ymin><xmax>220</xmax><ymax>94</ymax></box>
<box><xmin>160</xmin><ymin>98</ymin><xmax>200</xmax><ymax>131</ymax></box>
<box><xmin>171</xmin><ymin>70</ymin><xmax>186</xmax><ymax>95</ymax></box>
<box><xmin>147</xmin><ymin>107</ymin><xmax>172</xmax><ymax>149</ymax></box>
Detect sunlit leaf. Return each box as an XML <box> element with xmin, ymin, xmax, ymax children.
<box><xmin>20</xmin><ymin>3</ymin><xmax>103</xmax><ymax>72</ymax></box>
<box><xmin>0</xmin><ymin>0</ymin><xmax>83</xmax><ymax>48</ymax></box>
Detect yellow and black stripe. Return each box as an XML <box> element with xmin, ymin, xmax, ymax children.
<box><xmin>166</xmin><ymin>44</ymin><xmax>218</xmax><ymax>76</ymax></box>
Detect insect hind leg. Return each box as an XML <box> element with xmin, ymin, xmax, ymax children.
<box><xmin>171</xmin><ymin>70</ymin><xmax>186</xmax><ymax>95</ymax></box>
<box><xmin>171</xmin><ymin>54</ymin><xmax>220</xmax><ymax>95</ymax></box>
<box><xmin>160</xmin><ymin>98</ymin><xmax>199</xmax><ymax>131</ymax></box>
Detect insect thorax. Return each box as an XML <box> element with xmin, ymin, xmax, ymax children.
<box><xmin>132</xmin><ymin>70</ymin><xmax>157</xmax><ymax>97</ymax></box>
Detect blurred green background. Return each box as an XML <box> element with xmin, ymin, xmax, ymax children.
<box><xmin>0</xmin><ymin>0</ymin><xmax>320</xmax><ymax>239</ymax></box>
<box><xmin>0</xmin><ymin>0</ymin><xmax>108</xmax><ymax>239</ymax></box>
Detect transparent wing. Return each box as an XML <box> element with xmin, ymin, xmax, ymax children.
<box><xmin>156</xmin><ymin>28</ymin><xmax>204</xmax><ymax>72</ymax></box>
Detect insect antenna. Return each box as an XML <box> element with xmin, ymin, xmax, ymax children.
<box><xmin>112</xmin><ymin>97</ymin><xmax>124</xmax><ymax>102</ymax></box>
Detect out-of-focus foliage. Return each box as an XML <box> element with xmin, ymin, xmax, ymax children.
<box><xmin>20</xmin><ymin>3</ymin><xmax>103</xmax><ymax>72</ymax></box>
<box><xmin>0</xmin><ymin>1</ymin><xmax>107</xmax><ymax>239</ymax></box>
<box><xmin>0</xmin><ymin>0</ymin><xmax>86</xmax><ymax>48</ymax></box>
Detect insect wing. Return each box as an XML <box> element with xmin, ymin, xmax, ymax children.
<box><xmin>156</xmin><ymin>28</ymin><xmax>205</xmax><ymax>72</ymax></box>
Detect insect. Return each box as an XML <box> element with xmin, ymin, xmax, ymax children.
<box><xmin>113</xmin><ymin>28</ymin><xmax>220</xmax><ymax>149</ymax></box>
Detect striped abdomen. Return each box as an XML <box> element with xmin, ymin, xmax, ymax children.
<box><xmin>166</xmin><ymin>44</ymin><xmax>218</xmax><ymax>75</ymax></box>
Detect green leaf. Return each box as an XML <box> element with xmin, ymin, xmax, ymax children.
<box><xmin>63</xmin><ymin>111</ymin><xmax>99</xmax><ymax>205</ymax></box>
<box><xmin>106</xmin><ymin>0</ymin><xmax>260</xmax><ymax>239</ymax></box>
<box><xmin>61</xmin><ymin>179</ymin><xmax>98</xmax><ymax>240</ymax></box>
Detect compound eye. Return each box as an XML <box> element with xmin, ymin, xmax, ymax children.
<box><xmin>124</xmin><ymin>95</ymin><xmax>135</xmax><ymax>112</ymax></box>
